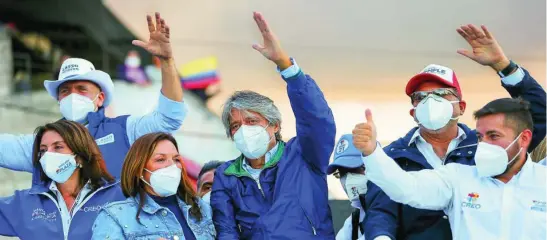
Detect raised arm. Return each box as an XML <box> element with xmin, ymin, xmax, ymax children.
<box><xmin>210</xmin><ymin>170</ymin><xmax>239</xmax><ymax>240</ymax></box>
<box><xmin>0</xmin><ymin>134</ymin><xmax>35</xmax><ymax>172</ymax></box>
<box><xmin>126</xmin><ymin>12</ymin><xmax>187</xmax><ymax>143</ymax></box>
<box><xmin>353</xmin><ymin>109</ymin><xmax>453</xmax><ymax>210</ymax></box>
<box><xmin>456</xmin><ymin>24</ymin><xmax>546</xmax><ymax>149</ymax></box>
<box><xmin>251</xmin><ymin>12</ymin><xmax>336</xmax><ymax>173</ymax></box>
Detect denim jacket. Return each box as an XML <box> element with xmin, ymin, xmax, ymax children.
<box><xmin>91</xmin><ymin>194</ymin><xmax>215</xmax><ymax>240</ymax></box>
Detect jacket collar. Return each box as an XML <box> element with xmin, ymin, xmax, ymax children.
<box><xmin>28</xmin><ymin>178</ymin><xmax>118</xmax><ymax>195</ymax></box>
<box><xmin>386</xmin><ymin>123</ymin><xmax>478</xmax><ymax>167</ymax></box>
<box><xmin>87</xmin><ymin>107</ymin><xmax>106</xmax><ymax>127</ymax></box>
<box><xmin>224</xmin><ymin>141</ymin><xmax>285</xmax><ymax>178</ymax></box>
<box><xmin>136</xmin><ymin>194</ymin><xmax>193</xmax><ymax>215</ymax></box>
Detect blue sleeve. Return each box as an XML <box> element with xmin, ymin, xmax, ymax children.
<box><xmin>501</xmin><ymin>67</ymin><xmax>546</xmax><ymax>150</ymax></box>
<box><xmin>210</xmin><ymin>170</ymin><xmax>239</xmax><ymax>240</ymax></box>
<box><xmin>125</xmin><ymin>93</ymin><xmax>188</xmax><ymax>144</ymax></box>
<box><xmin>285</xmin><ymin>71</ymin><xmax>336</xmax><ymax>174</ymax></box>
<box><xmin>364</xmin><ymin>182</ymin><xmax>398</xmax><ymax>240</ymax></box>
<box><xmin>0</xmin><ymin>133</ymin><xmax>35</xmax><ymax>172</ymax></box>
<box><xmin>0</xmin><ymin>194</ymin><xmax>19</xmax><ymax>236</ymax></box>
<box><xmin>91</xmin><ymin>209</ymin><xmax>124</xmax><ymax>240</ymax></box>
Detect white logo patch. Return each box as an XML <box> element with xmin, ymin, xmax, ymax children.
<box><xmin>336</xmin><ymin>139</ymin><xmax>349</xmax><ymax>154</ymax></box>
<box><xmin>95</xmin><ymin>134</ymin><xmax>115</xmax><ymax>146</ymax></box>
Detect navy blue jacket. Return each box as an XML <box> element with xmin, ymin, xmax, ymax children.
<box><xmin>364</xmin><ymin>68</ymin><xmax>546</xmax><ymax>240</ymax></box>
<box><xmin>211</xmin><ymin>71</ymin><xmax>337</xmax><ymax>239</ymax></box>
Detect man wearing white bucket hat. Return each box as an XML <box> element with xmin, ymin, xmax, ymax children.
<box><xmin>0</xmin><ymin>12</ymin><xmax>187</xmax><ymax>183</ymax></box>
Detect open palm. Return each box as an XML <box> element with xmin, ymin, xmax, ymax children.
<box><xmin>456</xmin><ymin>24</ymin><xmax>506</xmax><ymax>67</ymax></box>
<box><xmin>133</xmin><ymin>12</ymin><xmax>172</xmax><ymax>59</ymax></box>
<box><xmin>251</xmin><ymin>12</ymin><xmax>289</xmax><ymax>66</ymax></box>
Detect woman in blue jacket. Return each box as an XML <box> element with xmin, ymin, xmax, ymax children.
<box><xmin>0</xmin><ymin>120</ymin><xmax>124</xmax><ymax>239</ymax></box>
<box><xmin>91</xmin><ymin>132</ymin><xmax>215</xmax><ymax>240</ymax></box>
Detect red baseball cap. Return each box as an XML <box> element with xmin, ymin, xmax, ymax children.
<box><xmin>405</xmin><ymin>64</ymin><xmax>462</xmax><ymax>99</ymax></box>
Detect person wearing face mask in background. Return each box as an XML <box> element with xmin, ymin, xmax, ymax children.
<box><xmin>0</xmin><ymin>12</ymin><xmax>187</xmax><ymax>185</ymax></box>
<box><xmin>364</xmin><ymin>24</ymin><xmax>546</xmax><ymax>240</ymax></box>
<box><xmin>0</xmin><ymin>120</ymin><xmax>124</xmax><ymax>240</ymax></box>
<box><xmin>119</xmin><ymin>50</ymin><xmax>151</xmax><ymax>86</ymax></box>
<box><xmin>327</xmin><ymin>134</ymin><xmax>368</xmax><ymax>240</ymax></box>
<box><xmin>196</xmin><ymin>160</ymin><xmax>224</xmax><ymax>204</ymax></box>
<box><xmin>91</xmin><ymin>132</ymin><xmax>215</xmax><ymax>240</ymax></box>
<box><xmin>355</xmin><ymin>98</ymin><xmax>546</xmax><ymax>240</ymax></box>
<box><xmin>210</xmin><ymin>12</ymin><xmax>336</xmax><ymax>239</ymax></box>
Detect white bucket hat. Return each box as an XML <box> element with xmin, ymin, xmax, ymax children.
<box><xmin>44</xmin><ymin>58</ymin><xmax>114</xmax><ymax>107</ymax></box>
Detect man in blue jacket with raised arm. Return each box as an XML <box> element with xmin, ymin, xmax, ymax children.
<box><xmin>210</xmin><ymin>12</ymin><xmax>337</xmax><ymax>239</ymax></box>
<box><xmin>364</xmin><ymin>24</ymin><xmax>546</xmax><ymax>240</ymax></box>
<box><xmin>0</xmin><ymin>12</ymin><xmax>187</xmax><ymax>183</ymax></box>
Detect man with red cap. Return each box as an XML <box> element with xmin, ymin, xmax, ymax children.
<box><xmin>363</xmin><ymin>24</ymin><xmax>546</xmax><ymax>240</ymax></box>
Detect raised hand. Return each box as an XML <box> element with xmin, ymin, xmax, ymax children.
<box><xmin>352</xmin><ymin>109</ymin><xmax>377</xmax><ymax>156</ymax></box>
<box><xmin>456</xmin><ymin>24</ymin><xmax>509</xmax><ymax>71</ymax></box>
<box><xmin>251</xmin><ymin>12</ymin><xmax>292</xmax><ymax>70</ymax></box>
<box><xmin>133</xmin><ymin>12</ymin><xmax>173</xmax><ymax>59</ymax></box>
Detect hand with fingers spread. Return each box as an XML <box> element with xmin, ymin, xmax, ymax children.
<box><xmin>133</xmin><ymin>12</ymin><xmax>172</xmax><ymax>59</ymax></box>
<box><xmin>456</xmin><ymin>24</ymin><xmax>509</xmax><ymax>71</ymax></box>
<box><xmin>251</xmin><ymin>12</ymin><xmax>292</xmax><ymax>70</ymax></box>
<box><xmin>352</xmin><ymin>109</ymin><xmax>378</xmax><ymax>156</ymax></box>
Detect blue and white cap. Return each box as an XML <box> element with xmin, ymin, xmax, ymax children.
<box><xmin>327</xmin><ymin>134</ymin><xmax>364</xmax><ymax>174</ymax></box>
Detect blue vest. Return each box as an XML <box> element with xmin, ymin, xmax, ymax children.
<box><xmin>32</xmin><ymin>108</ymin><xmax>130</xmax><ymax>184</ymax></box>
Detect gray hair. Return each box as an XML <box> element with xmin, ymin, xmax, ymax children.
<box><xmin>222</xmin><ymin>90</ymin><xmax>282</xmax><ymax>140</ymax></box>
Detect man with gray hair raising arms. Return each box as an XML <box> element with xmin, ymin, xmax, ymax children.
<box><xmin>210</xmin><ymin>12</ymin><xmax>336</xmax><ymax>239</ymax></box>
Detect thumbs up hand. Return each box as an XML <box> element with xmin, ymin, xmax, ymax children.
<box><xmin>352</xmin><ymin>109</ymin><xmax>378</xmax><ymax>156</ymax></box>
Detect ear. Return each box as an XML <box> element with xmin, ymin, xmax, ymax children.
<box><xmin>409</xmin><ymin>108</ymin><xmax>415</xmax><ymax>118</ymax></box>
<box><xmin>519</xmin><ymin>129</ymin><xmax>533</xmax><ymax>151</ymax></box>
<box><xmin>458</xmin><ymin>100</ymin><xmax>467</xmax><ymax>115</ymax></box>
<box><xmin>273</xmin><ymin>122</ymin><xmax>280</xmax><ymax>133</ymax></box>
<box><xmin>96</xmin><ymin>92</ymin><xmax>106</xmax><ymax>108</ymax></box>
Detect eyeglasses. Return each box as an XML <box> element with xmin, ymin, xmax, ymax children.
<box><xmin>333</xmin><ymin>166</ymin><xmax>366</xmax><ymax>179</ymax></box>
<box><xmin>410</xmin><ymin>88</ymin><xmax>458</xmax><ymax>103</ymax></box>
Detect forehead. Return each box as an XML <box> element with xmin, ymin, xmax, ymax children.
<box><xmin>476</xmin><ymin>113</ymin><xmax>513</xmax><ymax>135</ymax></box>
<box><xmin>200</xmin><ymin>170</ymin><xmax>215</xmax><ymax>183</ymax></box>
<box><xmin>229</xmin><ymin>108</ymin><xmax>265</xmax><ymax>123</ymax></box>
<box><xmin>41</xmin><ymin>130</ymin><xmax>63</xmax><ymax>145</ymax></box>
<box><xmin>58</xmin><ymin>80</ymin><xmax>100</xmax><ymax>90</ymax></box>
<box><xmin>414</xmin><ymin>81</ymin><xmax>450</xmax><ymax>92</ymax></box>
<box><xmin>153</xmin><ymin>140</ymin><xmax>178</xmax><ymax>154</ymax></box>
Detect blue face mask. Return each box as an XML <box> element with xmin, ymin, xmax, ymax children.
<box><xmin>39</xmin><ymin>152</ymin><xmax>78</xmax><ymax>183</ymax></box>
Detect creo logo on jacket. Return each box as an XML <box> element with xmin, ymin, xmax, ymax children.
<box><xmin>81</xmin><ymin>203</ymin><xmax>111</xmax><ymax>213</ymax></box>
<box><xmin>461</xmin><ymin>192</ymin><xmax>481</xmax><ymax>209</ymax></box>
<box><xmin>31</xmin><ymin>208</ymin><xmax>57</xmax><ymax>222</ymax></box>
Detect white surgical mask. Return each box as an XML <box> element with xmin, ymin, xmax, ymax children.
<box><xmin>59</xmin><ymin>93</ymin><xmax>98</xmax><ymax>123</ymax></box>
<box><xmin>475</xmin><ymin>133</ymin><xmax>523</xmax><ymax>177</ymax></box>
<box><xmin>414</xmin><ymin>95</ymin><xmax>460</xmax><ymax>131</ymax></box>
<box><xmin>202</xmin><ymin>191</ymin><xmax>211</xmax><ymax>204</ymax></box>
<box><xmin>142</xmin><ymin>164</ymin><xmax>181</xmax><ymax>197</ymax></box>
<box><xmin>341</xmin><ymin>173</ymin><xmax>368</xmax><ymax>208</ymax></box>
<box><xmin>125</xmin><ymin>56</ymin><xmax>141</xmax><ymax>68</ymax></box>
<box><xmin>39</xmin><ymin>152</ymin><xmax>78</xmax><ymax>183</ymax></box>
<box><xmin>233</xmin><ymin>125</ymin><xmax>273</xmax><ymax>159</ymax></box>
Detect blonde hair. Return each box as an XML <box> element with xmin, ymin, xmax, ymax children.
<box><xmin>531</xmin><ymin>138</ymin><xmax>546</xmax><ymax>163</ymax></box>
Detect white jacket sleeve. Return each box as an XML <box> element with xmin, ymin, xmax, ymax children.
<box><xmin>362</xmin><ymin>143</ymin><xmax>455</xmax><ymax>211</ymax></box>
<box><xmin>0</xmin><ymin>133</ymin><xmax>35</xmax><ymax>172</ymax></box>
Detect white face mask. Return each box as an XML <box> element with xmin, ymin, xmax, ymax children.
<box><xmin>414</xmin><ymin>95</ymin><xmax>460</xmax><ymax>131</ymax></box>
<box><xmin>142</xmin><ymin>164</ymin><xmax>181</xmax><ymax>197</ymax></box>
<box><xmin>341</xmin><ymin>173</ymin><xmax>368</xmax><ymax>208</ymax></box>
<box><xmin>39</xmin><ymin>152</ymin><xmax>78</xmax><ymax>183</ymax></box>
<box><xmin>475</xmin><ymin>132</ymin><xmax>523</xmax><ymax>177</ymax></box>
<box><xmin>59</xmin><ymin>93</ymin><xmax>98</xmax><ymax>123</ymax></box>
<box><xmin>202</xmin><ymin>191</ymin><xmax>211</xmax><ymax>204</ymax></box>
<box><xmin>125</xmin><ymin>56</ymin><xmax>141</xmax><ymax>68</ymax></box>
<box><xmin>233</xmin><ymin>125</ymin><xmax>273</xmax><ymax>159</ymax></box>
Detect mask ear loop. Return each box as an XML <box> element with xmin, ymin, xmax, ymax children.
<box><xmin>505</xmin><ymin>132</ymin><xmax>524</xmax><ymax>167</ymax></box>
<box><xmin>140</xmin><ymin>168</ymin><xmax>153</xmax><ymax>187</ymax></box>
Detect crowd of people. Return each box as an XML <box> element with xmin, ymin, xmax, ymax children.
<box><xmin>0</xmin><ymin>10</ymin><xmax>545</xmax><ymax>240</ymax></box>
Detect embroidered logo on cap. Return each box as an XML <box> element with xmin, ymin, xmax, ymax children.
<box><xmin>336</xmin><ymin>139</ymin><xmax>349</xmax><ymax>154</ymax></box>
